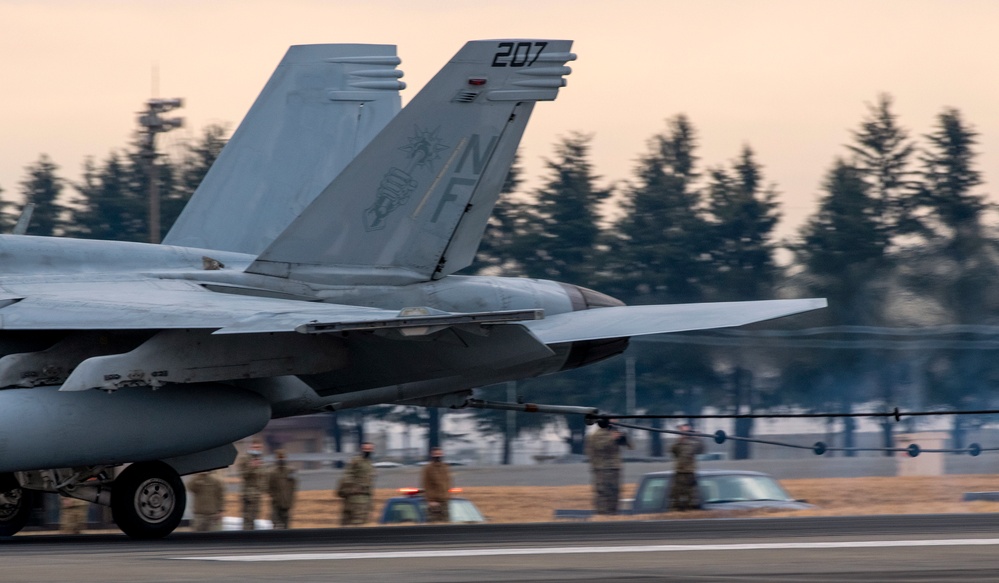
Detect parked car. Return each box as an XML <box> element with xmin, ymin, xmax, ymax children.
<box><xmin>555</xmin><ymin>469</ymin><xmax>813</xmax><ymax>519</ymax></box>
<box><xmin>379</xmin><ymin>488</ymin><xmax>486</xmax><ymax>524</ymax></box>
<box><xmin>630</xmin><ymin>469</ymin><xmax>814</xmax><ymax>513</ymax></box>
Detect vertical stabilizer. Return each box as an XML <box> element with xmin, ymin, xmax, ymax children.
<box><xmin>164</xmin><ymin>44</ymin><xmax>404</xmax><ymax>254</ymax></box>
<box><xmin>248</xmin><ymin>40</ymin><xmax>574</xmax><ymax>284</ymax></box>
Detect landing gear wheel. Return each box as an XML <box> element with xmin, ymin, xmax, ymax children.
<box><xmin>0</xmin><ymin>474</ymin><xmax>31</xmax><ymax>537</ymax></box>
<box><xmin>111</xmin><ymin>461</ymin><xmax>186</xmax><ymax>539</ymax></box>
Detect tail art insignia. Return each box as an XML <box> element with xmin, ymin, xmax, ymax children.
<box><xmin>364</xmin><ymin>127</ymin><xmax>450</xmax><ymax>231</ymax></box>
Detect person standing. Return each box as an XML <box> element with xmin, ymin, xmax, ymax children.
<box><xmin>60</xmin><ymin>496</ymin><xmax>88</xmax><ymax>534</ymax></box>
<box><xmin>267</xmin><ymin>449</ymin><xmax>297</xmax><ymax>529</ymax></box>
<box><xmin>420</xmin><ymin>447</ymin><xmax>452</xmax><ymax>523</ymax></box>
<box><xmin>188</xmin><ymin>470</ymin><xmax>225</xmax><ymax>531</ymax></box>
<box><xmin>670</xmin><ymin>423</ymin><xmax>705</xmax><ymax>511</ymax></box>
<box><xmin>585</xmin><ymin>418</ymin><xmax>631</xmax><ymax>514</ymax></box>
<box><xmin>336</xmin><ymin>442</ymin><xmax>376</xmax><ymax>526</ymax></box>
<box><xmin>238</xmin><ymin>438</ymin><xmax>266</xmax><ymax>530</ymax></box>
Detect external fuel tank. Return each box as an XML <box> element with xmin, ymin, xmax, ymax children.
<box><xmin>0</xmin><ymin>384</ymin><xmax>270</xmax><ymax>473</ymax></box>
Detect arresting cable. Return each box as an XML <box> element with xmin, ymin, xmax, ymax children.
<box><xmin>606</xmin><ymin>420</ymin><xmax>996</xmax><ymax>457</ymax></box>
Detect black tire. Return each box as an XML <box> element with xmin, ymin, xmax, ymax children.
<box><xmin>0</xmin><ymin>474</ymin><xmax>31</xmax><ymax>537</ymax></box>
<box><xmin>111</xmin><ymin>461</ymin><xmax>186</xmax><ymax>539</ymax></box>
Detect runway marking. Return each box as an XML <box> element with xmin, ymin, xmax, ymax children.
<box><xmin>175</xmin><ymin>538</ymin><xmax>999</xmax><ymax>562</ymax></box>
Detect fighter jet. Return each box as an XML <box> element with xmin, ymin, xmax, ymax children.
<box><xmin>0</xmin><ymin>39</ymin><xmax>824</xmax><ymax>539</ymax></box>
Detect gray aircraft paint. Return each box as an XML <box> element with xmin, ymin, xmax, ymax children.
<box><xmin>0</xmin><ymin>384</ymin><xmax>269</xmax><ymax>472</ymax></box>
<box><xmin>164</xmin><ymin>44</ymin><xmax>403</xmax><ymax>254</ymax></box>
<box><xmin>0</xmin><ymin>41</ymin><xmax>823</xmax><ymax>534</ymax></box>
<box><xmin>247</xmin><ymin>40</ymin><xmax>576</xmax><ymax>284</ymax></box>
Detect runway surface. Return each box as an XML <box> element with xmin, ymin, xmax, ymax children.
<box><xmin>5</xmin><ymin>514</ymin><xmax>999</xmax><ymax>582</ymax></box>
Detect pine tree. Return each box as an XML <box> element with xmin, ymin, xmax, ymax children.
<box><xmin>0</xmin><ymin>185</ymin><xmax>14</xmax><ymax>232</ymax></box>
<box><xmin>516</xmin><ymin>133</ymin><xmax>610</xmax><ymax>286</ymax></box>
<box><xmin>605</xmin><ymin>115</ymin><xmax>708</xmax><ymax>304</ymax></box>
<box><xmin>797</xmin><ymin>159</ymin><xmax>885</xmax><ymax>321</ymax></box>
<box><xmin>913</xmin><ymin>108</ymin><xmax>997</xmax><ymax>434</ymax></box>
<box><xmin>917</xmin><ymin>108</ymin><xmax>986</xmax><ymax>240</ymax></box>
<box><xmin>67</xmin><ymin>154</ymin><xmax>148</xmax><ymax>241</ymax></box>
<box><xmin>18</xmin><ymin>154</ymin><xmax>66</xmax><ymax>236</ymax></box>
<box><xmin>847</xmin><ymin>94</ymin><xmax>917</xmax><ymax>244</ymax></box>
<box><xmin>703</xmin><ymin>146</ymin><xmax>781</xmax><ymax>301</ymax></box>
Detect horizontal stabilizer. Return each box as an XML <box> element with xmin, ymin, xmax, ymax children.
<box><xmin>297</xmin><ymin>308</ymin><xmax>543</xmax><ymax>334</ymax></box>
<box><xmin>524</xmin><ymin>299</ymin><xmax>828</xmax><ymax>344</ymax></box>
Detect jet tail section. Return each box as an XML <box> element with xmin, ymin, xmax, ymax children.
<box><xmin>164</xmin><ymin>44</ymin><xmax>404</xmax><ymax>254</ymax></box>
<box><xmin>248</xmin><ymin>40</ymin><xmax>575</xmax><ymax>284</ymax></box>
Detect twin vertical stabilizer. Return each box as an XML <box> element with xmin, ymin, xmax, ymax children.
<box><xmin>164</xmin><ymin>44</ymin><xmax>404</xmax><ymax>254</ymax></box>
<box><xmin>248</xmin><ymin>40</ymin><xmax>575</xmax><ymax>284</ymax></box>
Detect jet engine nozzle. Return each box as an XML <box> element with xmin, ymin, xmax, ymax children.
<box><xmin>559</xmin><ymin>283</ymin><xmax>625</xmax><ymax>311</ymax></box>
<box><xmin>554</xmin><ymin>283</ymin><xmax>628</xmax><ymax>371</ymax></box>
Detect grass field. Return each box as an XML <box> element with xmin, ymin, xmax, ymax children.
<box><xmin>217</xmin><ymin>474</ymin><xmax>999</xmax><ymax>528</ymax></box>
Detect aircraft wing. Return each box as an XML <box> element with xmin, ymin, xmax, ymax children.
<box><xmin>0</xmin><ymin>279</ymin><xmax>543</xmax><ymax>335</ymax></box>
<box><xmin>0</xmin><ymin>280</ymin><xmax>395</xmax><ymax>331</ymax></box>
<box><xmin>0</xmin><ymin>278</ymin><xmax>560</xmax><ymax>394</ymax></box>
<box><xmin>523</xmin><ymin>299</ymin><xmax>828</xmax><ymax>344</ymax></box>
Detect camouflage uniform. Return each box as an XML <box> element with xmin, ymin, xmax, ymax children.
<box><xmin>337</xmin><ymin>453</ymin><xmax>375</xmax><ymax>526</ymax></box>
<box><xmin>585</xmin><ymin>426</ymin><xmax>630</xmax><ymax>514</ymax></box>
<box><xmin>268</xmin><ymin>459</ymin><xmax>297</xmax><ymax>529</ymax></box>
<box><xmin>239</xmin><ymin>453</ymin><xmax>267</xmax><ymax>530</ymax></box>
<box><xmin>60</xmin><ymin>496</ymin><xmax>88</xmax><ymax>534</ymax></box>
<box><xmin>188</xmin><ymin>471</ymin><xmax>225</xmax><ymax>531</ymax></box>
<box><xmin>670</xmin><ymin>433</ymin><xmax>705</xmax><ymax>511</ymax></box>
<box><xmin>420</xmin><ymin>459</ymin><xmax>452</xmax><ymax>523</ymax></box>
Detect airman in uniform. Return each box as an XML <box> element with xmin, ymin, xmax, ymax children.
<box><xmin>188</xmin><ymin>470</ymin><xmax>225</xmax><ymax>531</ymax></box>
<box><xmin>238</xmin><ymin>438</ymin><xmax>267</xmax><ymax>530</ymax></box>
<box><xmin>670</xmin><ymin>423</ymin><xmax>705</xmax><ymax>511</ymax></box>
<box><xmin>267</xmin><ymin>449</ymin><xmax>297</xmax><ymax>529</ymax></box>
<box><xmin>336</xmin><ymin>442</ymin><xmax>376</xmax><ymax>526</ymax></box>
<box><xmin>585</xmin><ymin>418</ymin><xmax>632</xmax><ymax>514</ymax></box>
<box><xmin>60</xmin><ymin>496</ymin><xmax>88</xmax><ymax>534</ymax></box>
<box><xmin>420</xmin><ymin>447</ymin><xmax>452</xmax><ymax>523</ymax></box>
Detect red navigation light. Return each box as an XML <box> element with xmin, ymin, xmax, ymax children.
<box><xmin>468</xmin><ymin>78</ymin><xmax>487</xmax><ymax>86</ymax></box>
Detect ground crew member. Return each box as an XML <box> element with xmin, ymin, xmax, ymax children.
<box><xmin>60</xmin><ymin>496</ymin><xmax>88</xmax><ymax>534</ymax></box>
<box><xmin>336</xmin><ymin>442</ymin><xmax>376</xmax><ymax>526</ymax></box>
<box><xmin>420</xmin><ymin>446</ymin><xmax>452</xmax><ymax>523</ymax></box>
<box><xmin>188</xmin><ymin>470</ymin><xmax>225</xmax><ymax>531</ymax></box>
<box><xmin>670</xmin><ymin>423</ymin><xmax>705</xmax><ymax>511</ymax></box>
<box><xmin>268</xmin><ymin>449</ymin><xmax>297</xmax><ymax>529</ymax></box>
<box><xmin>585</xmin><ymin>418</ymin><xmax>632</xmax><ymax>514</ymax></box>
<box><xmin>239</xmin><ymin>438</ymin><xmax>266</xmax><ymax>530</ymax></box>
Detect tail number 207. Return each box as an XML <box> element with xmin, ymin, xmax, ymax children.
<box><xmin>492</xmin><ymin>42</ymin><xmax>547</xmax><ymax>68</ymax></box>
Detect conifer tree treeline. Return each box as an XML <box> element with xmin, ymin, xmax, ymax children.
<box><xmin>4</xmin><ymin>99</ymin><xmax>997</xmax><ymax>458</ymax></box>
<box><xmin>9</xmin><ymin>124</ymin><xmax>228</xmax><ymax>241</ymax></box>
<box><xmin>469</xmin><ymin>97</ymin><xmax>999</xmax><ymax>456</ymax></box>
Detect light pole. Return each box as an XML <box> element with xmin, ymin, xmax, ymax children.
<box><xmin>138</xmin><ymin>98</ymin><xmax>183</xmax><ymax>244</ymax></box>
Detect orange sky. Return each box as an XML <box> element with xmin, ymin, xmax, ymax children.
<box><xmin>2</xmin><ymin>0</ymin><xmax>998</xmax><ymax>238</ymax></box>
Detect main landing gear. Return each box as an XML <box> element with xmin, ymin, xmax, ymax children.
<box><xmin>0</xmin><ymin>473</ymin><xmax>32</xmax><ymax>537</ymax></box>
<box><xmin>2</xmin><ymin>461</ymin><xmax>187</xmax><ymax>539</ymax></box>
<box><xmin>111</xmin><ymin>461</ymin><xmax>186</xmax><ymax>539</ymax></box>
